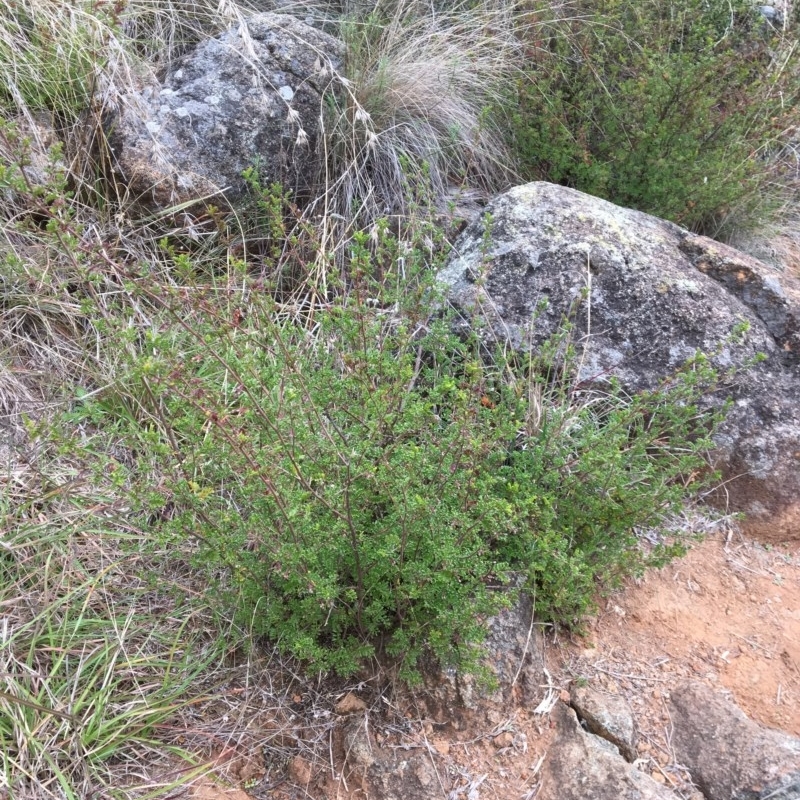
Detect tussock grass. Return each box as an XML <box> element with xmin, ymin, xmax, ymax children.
<box><xmin>314</xmin><ymin>0</ymin><xmax>520</xmax><ymax>242</ymax></box>
<box><xmin>725</xmin><ymin>136</ymin><xmax>800</xmax><ymax>271</ymax></box>
<box><xmin>121</xmin><ymin>0</ymin><xmax>261</xmax><ymax>66</ymax></box>
<box><xmin>0</xmin><ymin>0</ymin><xmax>113</xmax><ymax>117</ymax></box>
<box><xmin>0</xmin><ymin>486</ymin><xmax>213</xmax><ymax>797</ymax></box>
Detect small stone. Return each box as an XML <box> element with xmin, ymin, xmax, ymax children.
<box><xmin>432</xmin><ymin>738</ymin><xmax>450</xmax><ymax>756</ymax></box>
<box><xmin>342</xmin><ymin>718</ymin><xmax>375</xmax><ymax>768</ymax></box>
<box><xmin>651</xmin><ymin>771</ymin><xmax>666</xmax><ymax>784</ymax></box>
<box><xmin>493</xmin><ymin>731</ymin><xmax>514</xmax><ymax>749</ymax></box>
<box><xmin>335</xmin><ymin>692</ymin><xmax>367</xmax><ymax>714</ymax></box>
<box><xmin>570</xmin><ymin>685</ymin><xmax>638</xmax><ymax>762</ymax></box>
<box><xmin>486</xmin><ymin>709</ymin><xmax>504</xmax><ymax>725</ymax></box>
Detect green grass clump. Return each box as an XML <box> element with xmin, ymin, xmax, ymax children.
<box><xmin>0</xmin><ymin>0</ymin><xmax>116</xmax><ymax>117</ymax></box>
<box><xmin>0</xmin><ymin>517</ymin><xmax>220</xmax><ymax>799</ymax></box>
<box><xmin>513</xmin><ymin>0</ymin><xmax>799</xmax><ymax>238</ymax></box>
<box><xmin>0</xmin><ymin>386</ymin><xmax>227</xmax><ymax>798</ymax></box>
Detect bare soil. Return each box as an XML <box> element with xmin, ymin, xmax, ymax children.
<box><xmin>573</xmin><ymin>530</ymin><xmax>800</xmax><ymax>738</ymax></box>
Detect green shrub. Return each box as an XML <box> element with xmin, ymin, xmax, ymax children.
<box><xmin>513</xmin><ymin>0</ymin><xmax>799</xmax><ymax>236</ymax></box>
<box><xmin>79</xmin><ymin>213</ymin><xmax>728</xmax><ymax>682</ymax></box>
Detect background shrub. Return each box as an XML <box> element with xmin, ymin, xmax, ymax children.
<box><xmin>513</xmin><ymin>0</ymin><xmax>799</xmax><ymax>237</ymax></box>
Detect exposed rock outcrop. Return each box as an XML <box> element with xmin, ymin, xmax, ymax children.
<box><xmin>420</xmin><ymin>591</ymin><xmax>545</xmax><ymax>717</ymax></box>
<box><xmin>342</xmin><ymin>714</ymin><xmax>443</xmax><ymax>800</ymax></box>
<box><xmin>536</xmin><ymin>702</ymin><xmax>680</xmax><ymax>800</ymax></box>
<box><xmin>334</xmin><ymin>641</ymin><xmax>800</xmax><ymax>800</ymax></box>
<box><xmin>438</xmin><ymin>182</ymin><xmax>800</xmax><ymax>541</ymax></box>
<box><xmin>109</xmin><ymin>13</ymin><xmax>344</xmax><ymax>207</ymax></box>
<box><xmin>570</xmin><ymin>684</ymin><xmax>638</xmax><ymax>762</ymax></box>
<box><xmin>669</xmin><ymin>682</ymin><xmax>800</xmax><ymax>800</ymax></box>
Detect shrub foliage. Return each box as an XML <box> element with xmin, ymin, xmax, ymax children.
<box><xmin>78</xmin><ymin>201</ymin><xmax>727</xmax><ymax>680</ymax></box>
<box><xmin>0</xmin><ymin>0</ymin><xmax>744</xmax><ymax>685</ymax></box>
<box><xmin>514</xmin><ymin>0</ymin><xmax>799</xmax><ymax>235</ymax></box>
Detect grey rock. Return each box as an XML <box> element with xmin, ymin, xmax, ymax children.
<box><xmin>421</xmin><ymin>590</ymin><xmax>545</xmax><ymax>714</ymax></box>
<box><xmin>536</xmin><ymin>702</ymin><xmax>680</xmax><ymax>800</ymax></box>
<box><xmin>570</xmin><ymin>684</ymin><xmax>637</xmax><ymax>762</ymax></box>
<box><xmin>342</xmin><ymin>715</ymin><xmax>377</xmax><ymax>769</ymax></box>
<box><xmin>342</xmin><ymin>715</ymin><xmax>443</xmax><ymax>800</ymax></box>
<box><xmin>367</xmin><ymin>752</ymin><xmax>443</xmax><ymax>800</ymax></box>
<box><xmin>109</xmin><ymin>13</ymin><xmax>344</xmax><ymax>207</ymax></box>
<box><xmin>679</xmin><ymin>234</ymin><xmax>800</xmax><ymax>364</ymax></box>
<box><xmin>480</xmin><ymin>590</ymin><xmax>545</xmax><ymax>707</ymax></box>
<box><xmin>758</xmin><ymin>4</ymin><xmax>785</xmax><ymax>24</ymax></box>
<box><xmin>0</xmin><ymin>113</ymin><xmax>63</xmax><ymax>196</ymax></box>
<box><xmin>438</xmin><ymin>182</ymin><xmax>800</xmax><ymax>542</ymax></box>
<box><xmin>670</xmin><ymin>682</ymin><xmax>800</xmax><ymax>800</ymax></box>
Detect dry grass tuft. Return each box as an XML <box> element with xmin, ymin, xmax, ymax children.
<box><xmin>725</xmin><ymin>136</ymin><xmax>800</xmax><ymax>274</ymax></box>
<box><xmin>313</xmin><ymin>0</ymin><xmax>521</xmax><ymax>251</ymax></box>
